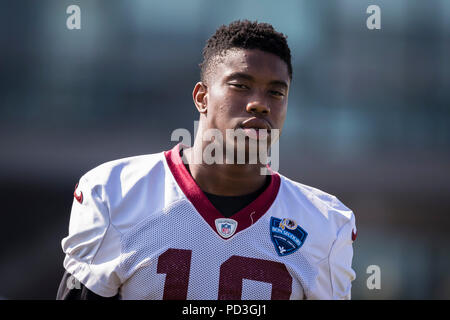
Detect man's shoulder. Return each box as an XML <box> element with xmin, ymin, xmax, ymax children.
<box><xmin>277</xmin><ymin>173</ymin><xmax>355</xmax><ymax>227</ymax></box>
<box><xmin>73</xmin><ymin>149</ymin><xmax>180</xmax><ymax>231</ymax></box>
<box><xmin>80</xmin><ymin>150</ymin><xmax>167</xmax><ymax>187</ymax></box>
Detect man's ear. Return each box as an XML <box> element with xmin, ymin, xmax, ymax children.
<box><xmin>192</xmin><ymin>82</ymin><xmax>208</xmax><ymax>114</ymax></box>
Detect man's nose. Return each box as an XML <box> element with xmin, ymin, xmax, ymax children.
<box><xmin>246</xmin><ymin>100</ymin><xmax>270</xmax><ymax>115</ymax></box>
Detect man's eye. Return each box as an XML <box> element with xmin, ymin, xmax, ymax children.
<box><xmin>270</xmin><ymin>90</ymin><xmax>284</xmax><ymax>97</ymax></box>
<box><xmin>230</xmin><ymin>83</ymin><xmax>248</xmax><ymax>89</ymax></box>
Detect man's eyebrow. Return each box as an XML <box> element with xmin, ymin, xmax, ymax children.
<box><xmin>269</xmin><ymin>80</ymin><xmax>289</xmax><ymax>90</ymax></box>
<box><xmin>225</xmin><ymin>72</ymin><xmax>288</xmax><ymax>89</ymax></box>
<box><xmin>225</xmin><ymin>72</ymin><xmax>254</xmax><ymax>82</ymax></box>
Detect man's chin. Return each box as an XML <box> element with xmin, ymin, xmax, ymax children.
<box><xmin>240</xmin><ymin>128</ymin><xmax>270</xmax><ymax>141</ymax></box>
<box><xmin>225</xmin><ymin>138</ymin><xmax>271</xmax><ymax>165</ymax></box>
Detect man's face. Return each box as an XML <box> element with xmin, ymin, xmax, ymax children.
<box><xmin>201</xmin><ymin>48</ymin><xmax>290</xmax><ymax>149</ymax></box>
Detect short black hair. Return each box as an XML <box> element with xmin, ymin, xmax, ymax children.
<box><xmin>200</xmin><ymin>20</ymin><xmax>292</xmax><ymax>82</ymax></box>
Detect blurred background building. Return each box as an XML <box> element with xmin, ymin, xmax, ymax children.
<box><xmin>0</xmin><ymin>0</ymin><xmax>449</xmax><ymax>299</ymax></box>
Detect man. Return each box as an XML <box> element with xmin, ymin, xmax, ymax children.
<box><xmin>57</xmin><ymin>20</ymin><xmax>356</xmax><ymax>300</ymax></box>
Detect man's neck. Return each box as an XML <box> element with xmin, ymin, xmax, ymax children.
<box><xmin>182</xmin><ymin>142</ymin><xmax>268</xmax><ymax>196</ymax></box>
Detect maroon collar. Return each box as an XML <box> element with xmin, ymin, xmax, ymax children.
<box><xmin>164</xmin><ymin>143</ymin><xmax>281</xmax><ymax>239</ymax></box>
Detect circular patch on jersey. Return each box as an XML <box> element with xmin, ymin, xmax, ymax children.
<box><xmin>280</xmin><ymin>218</ymin><xmax>298</xmax><ymax>230</ymax></box>
<box><xmin>270</xmin><ymin>217</ymin><xmax>308</xmax><ymax>256</ymax></box>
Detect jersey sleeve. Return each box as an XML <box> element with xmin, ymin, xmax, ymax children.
<box><xmin>61</xmin><ymin>175</ymin><xmax>122</xmax><ymax>298</ymax></box>
<box><xmin>309</xmin><ymin>212</ymin><xmax>356</xmax><ymax>300</ymax></box>
<box><xmin>327</xmin><ymin>213</ymin><xmax>356</xmax><ymax>299</ymax></box>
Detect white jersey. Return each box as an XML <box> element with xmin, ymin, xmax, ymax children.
<box><xmin>61</xmin><ymin>143</ymin><xmax>356</xmax><ymax>300</ymax></box>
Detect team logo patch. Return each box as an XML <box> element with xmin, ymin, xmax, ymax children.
<box><xmin>74</xmin><ymin>183</ymin><xmax>83</xmax><ymax>204</ymax></box>
<box><xmin>352</xmin><ymin>229</ymin><xmax>357</xmax><ymax>241</ymax></box>
<box><xmin>270</xmin><ymin>217</ymin><xmax>308</xmax><ymax>256</ymax></box>
<box><xmin>215</xmin><ymin>218</ymin><xmax>238</xmax><ymax>239</ymax></box>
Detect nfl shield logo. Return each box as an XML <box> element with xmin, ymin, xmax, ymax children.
<box><xmin>215</xmin><ymin>218</ymin><xmax>238</xmax><ymax>239</ymax></box>
<box><xmin>221</xmin><ymin>223</ymin><xmax>232</xmax><ymax>235</ymax></box>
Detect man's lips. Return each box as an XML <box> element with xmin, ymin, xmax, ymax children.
<box><xmin>238</xmin><ymin>118</ymin><xmax>272</xmax><ymax>140</ymax></box>
<box><xmin>239</xmin><ymin>117</ymin><xmax>272</xmax><ymax>131</ymax></box>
